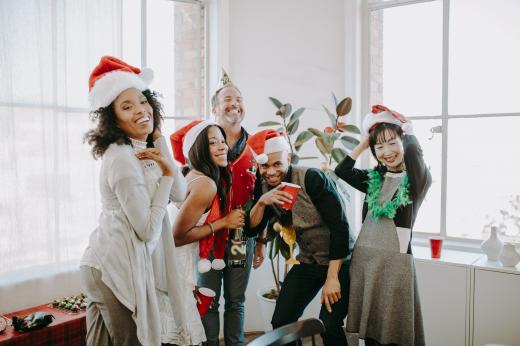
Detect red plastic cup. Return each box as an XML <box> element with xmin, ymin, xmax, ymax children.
<box><xmin>429</xmin><ymin>237</ymin><xmax>444</xmax><ymax>259</ymax></box>
<box><xmin>279</xmin><ymin>182</ymin><xmax>301</xmax><ymax>210</ymax></box>
<box><xmin>196</xmin><ymin>287</ymin><xmax>216</xmax><ymax>317</ymax></box>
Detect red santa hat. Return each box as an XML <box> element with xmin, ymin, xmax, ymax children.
<box><xmin>362</xmin><ymin>104</ymin><xmax>408</xmax><ymax>135</ymax></box>
<box><xmin>247</xmin><ymin>129</ymin><xmax>290</xmax><ymax>165</ymax></box>
<box><xmin>170</xmin><ymin>119</ymin><xmax>217</xmax><ymax>164</ymax></box>
<box><xmin>88</xmin><ymin>55</ymin><xmax>154</xmax><ymax>110</ymax></box>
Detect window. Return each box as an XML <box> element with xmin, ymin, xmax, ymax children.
<box><xmin>0</xmin><ymin>0</ymin><xmax>205</xmax><ymax>276</ymax></box>
<box><xmin>368</xmin><ymin>0</ymin><xmax>520</xmax><ymax>242</ymax></box>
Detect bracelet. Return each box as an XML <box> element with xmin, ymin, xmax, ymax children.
<box><xmin>208</xmin><ymin>223</ymin><xmax>215</xmax><ymax>236</ymax></box>
<box><xmin>256</xmin><ymin>237</ymin><xmax>268</xmax><ymax>245</ymax></box>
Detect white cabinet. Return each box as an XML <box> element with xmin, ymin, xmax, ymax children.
<box><xmin>472</xmin><ymin>266</ymin><xmax>520</xmax><ymax>346</ymax></box>
<box><xmin>415</xmin><ymin>260</ymin><xmax>470</xmax><ymax>346</ymax></box>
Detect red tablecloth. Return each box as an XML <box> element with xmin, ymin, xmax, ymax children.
<box><xmin>0</xmin><ymin>304</ymin><xmax>86</xmax><ymax>346</ymax></box>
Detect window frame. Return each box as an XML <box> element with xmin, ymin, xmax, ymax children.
<box><xmin>365</xmin><ymin>0</ymin><xmax>520</xmax><ymax>247</ymax></box>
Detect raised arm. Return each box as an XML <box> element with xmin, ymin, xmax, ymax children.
<box><xmin>403</xmin><ymin>134</ymin><xmax>432</xmax><ymax>200</ymax></box>
<box><xmin>334</xmin><ymin>137</ymin><xmax>370</xmax><ymax>193</ymax></box>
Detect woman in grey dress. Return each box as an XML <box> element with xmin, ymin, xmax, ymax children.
<box><xmin>335</xmin><ymin>105</ymin><xmax>432</xmax><ymax>346</ymax></box>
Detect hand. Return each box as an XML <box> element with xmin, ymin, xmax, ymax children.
<box><xmin>223</xmin><ymin>209</ymin><xmax>245</xmax><ymax>229</ymax></box>
<box><xmin>359</xmin><ymin>136</ymin><xmax>370</xmax><ymax>151</ymax></box>
<box><xmin>253</xmin><ymin>243</ymin><xmax>265</xmax><ymax>269</ymax></box>
<box><xmin>320</xmin><ymin>276</ymin><xmax>341</xmax><ymax>313</ymax></box>
<box><xmin>135</xmin><ymin>148</ymin><xmax>173</xmax><ymax>176</ymax></box>
<box><xmin>258</xmin><ymin>186</ymin><xmax>293</xmax><ymax>207</ymax></box>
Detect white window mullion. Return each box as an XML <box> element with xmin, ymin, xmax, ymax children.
<box><xmin>440</xmin><ymin>0</ymin><xmax>450</xmax><ymax>239</ymax></box>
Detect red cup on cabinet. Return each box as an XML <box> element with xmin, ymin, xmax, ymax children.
<box><xmin>279</xmin><ymin>182</ymin><xmax>301</xmax><ymax>210</ymax></box>
<box><xmin>195</xmin><ymin>287</ymin><xmax>216</xmax><ymax>317</ymax></box>
<box><xmin>429</xmin><ymin>236</ymin><xmax>444</xmax><ymax>259</ymax></box>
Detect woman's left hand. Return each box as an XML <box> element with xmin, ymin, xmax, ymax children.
<box><xmin>135</xmin><ymin>148</ymin><xmax>173</xmax><ymax>176</ymax></box>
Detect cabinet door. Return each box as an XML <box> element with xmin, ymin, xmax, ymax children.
<box><xmin>473</xmin><ymin>270</ymin><xmax>520</xmax><ymax>346</ymax></box>
<box><xmin>415</xmin><ymin>261</ymin><xmax>468</xmax><ymax>346</ymax></box>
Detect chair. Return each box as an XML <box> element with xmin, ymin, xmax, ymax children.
<box><xmin>247</xmin><ymin>318</ymin><xmax>325</xmax><ymax>346</ymax></box>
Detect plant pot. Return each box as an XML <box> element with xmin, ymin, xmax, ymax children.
<box><xmin>256</xmin><ymin>287</ymin><xmax>277</xmax><ymax>332</ymax></box>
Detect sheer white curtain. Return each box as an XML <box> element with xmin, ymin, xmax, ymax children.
<box><xmin>0</xmin><ymin>0</ymin><xmax>121</xmax><ymax>276</ymax></box>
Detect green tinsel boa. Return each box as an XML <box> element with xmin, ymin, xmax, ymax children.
<box><xmin>366</xmin><ymin>169</ymin><xmax>412</xmax><ymax>220</ymax></box>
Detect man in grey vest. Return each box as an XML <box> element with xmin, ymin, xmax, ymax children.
<box><xmin>246</xmin><ymin>129</ymin><xmax>354</xmax><ymax>346</ymax></box>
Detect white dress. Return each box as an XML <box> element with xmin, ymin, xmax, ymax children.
<box><xmin>157</xmin><ymin>176</ymin><xmax>208</xmax><ymax>345</ymax></box>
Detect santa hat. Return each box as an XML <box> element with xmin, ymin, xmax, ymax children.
<box><xmin>170</xmin><ymin>119</ymin><xmax>217</xmax><ymax>164</ymax></box>
<box><xmin>247</xmin><ymin>129</ymin><xmax>290</xmax><ymax>165</ymax></box>
<box><xmin>88</xmin><ymin>56</ymin><xmax>154</xmax><ymax>110</ymax></box>
<box><xmin>362</xmin><ymin>104</ymin><xmax>408</xmax><ymax>135</ymax></box>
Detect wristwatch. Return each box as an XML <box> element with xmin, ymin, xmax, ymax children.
<box><xmin>256</xmin><ymin>237</ymin><xmax>268</xmax><ymax>245</ymax></box>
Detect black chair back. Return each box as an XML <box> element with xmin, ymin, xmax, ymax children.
<box><xmin>247</xmin><ymin>318</ymin><xmax>325</xmax><ymax>346</ymax></box>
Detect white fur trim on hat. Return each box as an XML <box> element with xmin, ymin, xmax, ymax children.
<box><xmin>264</xmin><ymin>136</ymin><xmax>290</xmax><ymax>155</ymax></box>
<box><xmin>182</xmin><ymin>120</ymin><xmax>217</xmax><ymax>160</ymax></box>
<box><xmin>198</xmin><ymin>258</ymin><xmax>212</xmax><ymax>273</ymax></box>
<box><xmin>362</xmin><ymin>110</ymin><xmax>402</xmax><ymax>135</ymax></box>
<box><xmin>88</xmin><ymin>68</ymin><xmax>154</xmax><ymax>110</ymax></box>
<box><xmin>211</xmin><ymin>259</ymin><xmax>226</xmax><ymax>271</ymax></box>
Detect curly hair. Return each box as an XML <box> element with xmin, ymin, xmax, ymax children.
<box><xmin>84</xmin><ymin>89</ymin><xmax>164</xmax><ymax>159</ymax></box>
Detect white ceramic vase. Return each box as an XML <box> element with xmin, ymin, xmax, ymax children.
<box><xmin>498</xmin><ymin>242</ymin><xmax>520</xmax><ymax>267</ymax></box>
<box><xmin>480</xmin><ymin>226</ymin><xmax>503</xmax><ymax>261</ymax></box>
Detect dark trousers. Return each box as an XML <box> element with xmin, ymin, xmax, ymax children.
<box><xmin>271</xmin><ymin>262</ymin><xmax>349</xmax><ymax>346</ymax></box>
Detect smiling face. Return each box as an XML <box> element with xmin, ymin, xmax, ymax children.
<box><xmin>212</xmin><ymin>86</ymin><xmax>244</xmax><ymax>127</ymax></box>
<box><xmin>207</xmin><ymin>126</ymin><xmax>229</xmax><ymax>167</ymax></box>
<box><xmin>370</xmin><ymin>126</ymin><xmax>405</xmax><ymax>172</ymax></box>
<box><xmin>113</xmin><ymin>88</ymin><xmax>154</xmax><ymax>141</ymax></box>
<box><xmin>258</xmin><ymin>150</ymin><xmax>291</xmax><ymax>187</ymax></box>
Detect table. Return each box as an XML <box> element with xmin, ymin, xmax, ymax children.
<box><xmin>0</xmin><ymin>304</ymin><xmax>86</xmax><ymax>346</ymax></box>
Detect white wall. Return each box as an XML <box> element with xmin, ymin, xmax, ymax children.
<box><xmin>220</xmin><ymin>0</ymin><xmax>350</xmax><ymax>332</ymax></box>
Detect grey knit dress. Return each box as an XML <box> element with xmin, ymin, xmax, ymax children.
<box><xmin>335</xmin><ymin>134</ymin><xmax>432</xmax><ymax>346</ymax></box>
<box><xmin>346</xmin><ymin>174</ymin><xmax>425</xmax><ymax>346</ymax></box>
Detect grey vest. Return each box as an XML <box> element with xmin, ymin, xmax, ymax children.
<box><xmin>262</xmin><ymin>166</ymin><xmax>331</xmax><ymax>265</ymax></box>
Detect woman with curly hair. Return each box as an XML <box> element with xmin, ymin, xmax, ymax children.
<box><xmin>335</xmin><ymin>105</ymin><xmax>431</xmax><ymax>346</ymax></box>
<box><xmin>80</xmin><ymin>56</ymin><xmax>187</xmax><ymax>346</ymax></box>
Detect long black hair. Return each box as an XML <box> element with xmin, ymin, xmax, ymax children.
<box><xmin>187</xmin><ymin>125</ymin><xmax>231</xmax><ymax>213</ymax></box>
<box><xmin>368</xmin><ymin>122</ymin><xmax>404</xmax><ymax>173</ymax></box>
<box><xmin>84</xmin><ymin>89</ymin><xmax>164</xmax><ymax>159</ymax></box>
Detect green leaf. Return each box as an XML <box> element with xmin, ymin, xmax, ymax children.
<box><xmin>322</xmin><ymin>105</ymin><xmax>337</xmax><ymax>127</ymax></box>
<box><xmin>340</xmin><ymin>136</ymin><xmax>360</xmax><ymax>150</ymax></box>
<box><xmin>279</xmin><ymin>239</ymin><xmax>291</xmax><ymax>260</ymax></box>
<box><xmin>287</xmin><ymin>119</ymin><xmax>299</xmax><ymax>135</ymax></box>
<box><xmin>269</xmin><ymin>97</ymin><xmax>283</xmax><ymax>109</ymax></box>
<box><xmin>315</xmin><ymin>137</ymin><xmax>331</xmax><ymax>158</ymax></box>
<box><xmin>332</xmin><ymin>92</ymin><xmax>338</xmax><ymax>107</ymax></box>
<box><xmin>258</xmin><ymin>121</ymin><xmax>281</xmax><ymax>127</ymax></box>
<box><xmin>290</xmin><ymin>107</ymin><xmax>306</xmax><ymax>123</ymax></box>
<box><xmin>323</xmin><ymin>134</ymin><xmax>336</xmax><ymax>149</ymax></box>
<box><xmin>308</xmin><ymin>128</ymin><xmax>324</xmax><ymax>138</ymax></box>
<box><xmin>336</xmin><ymin>97</ymin><xmax>352</xmax><ymax>116</ymax></box>
<box><xmin>276</xmin><ymin>127</ymin><xmax>285</xmax><ymax>133</ymax></box>
<box><xmin>340</xmin><ymin>124</ymin><xmax>360</xmax><ymax>134</ymax></box>
<box><xmin>331</xmin><ymin>147</ymin><xmax>348</xmax><ymax>164</ymax></box>
<box><xmin>291</xmin><ymin>153</ymin><xmax>300</xmax><ymax>165</ymax></box>
<box><xmin>294</xmin><ymin>130</ymin><xmax>314</xmax><ymax>151</ymax></box>
<box><xmin>283</xmin><ymin>103</ymin><xmax>292</xmax><ymax>118</ymax></box>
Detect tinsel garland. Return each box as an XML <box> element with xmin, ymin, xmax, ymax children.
<box><xmin>366</xmin><ymin>169</ymin><xmax>412</xmax><ymax>220</ymax></box>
